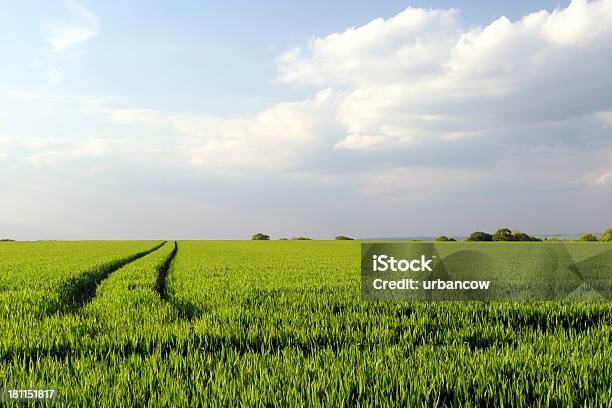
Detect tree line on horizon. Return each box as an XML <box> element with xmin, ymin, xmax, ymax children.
<box><xmin>252</xmin><ymin>228</ymin><xmax>612</xmax><ymax>242</ymax></box>
<box><xmin>436</xmin><ymin>228</ymin><xmax>612</xmax><ymax>242</ymax></box>
<box><xmin>251</xmin><ymin>233</ymin><xmax>353</xmax><ymax>241</ymax></box>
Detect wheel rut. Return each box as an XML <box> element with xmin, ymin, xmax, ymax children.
<box><xmin>157</xmin><ymin>241</ymin><xmax>178</xmax><ymax>301</ymax></box>
<box><xmin>55</xmin><ymin>241</ymin><xmax>167</xmax><ymax>313</ymax></box>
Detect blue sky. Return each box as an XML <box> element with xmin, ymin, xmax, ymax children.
<box><xmin>1</xmin><ymin>0</ymin><xmax>611</xmax><ymax>240</ymax></box>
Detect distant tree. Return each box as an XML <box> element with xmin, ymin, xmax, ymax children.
<box><xmin>0</xmin><ymin>238</ymin><xmax>15</xmax><ymax>242</ymax></box>
<box><xmin>493</xmin><ymin>228</ymin><xmax>514</xmax><ymax>241</ymax></box>
<box><xmin>513</xmin><ymin>232</ymin><xmax>530</xmax><ymax>241</ymax></box>
<box><xmin>512</xmin><ymin>230</ymin><xmax>541</xmax><ymax>242</ymax></box>
<box><xmin>435</xmin><ymin>235</ymin><xmax>456</xmax><ymax>242</ymax></box>
<box><xmin>576</xmin><ymin>233</ymin><xmax>598</xmax><ymax>242</ymax></box>
<box><xmin>251</xmin><ymin>233</ymin><xmax>270</xmax><ymax>240</ymax></box>
<box><xmin>465</xmin><ymin>231</ymin><xmax>493</xmax><ymax>242</ymax></box>
<box><xmin>278</xmin><ymin>238</ymin><xmax>288</xmax><ymax>240</ymax></box>
<box><xmin>545</xmin><ymin>236</ymin><xmax>561</xmax><ymax>242</ymax></box>
<box><xmin>335</xmin><ymin>236</ymin><xmax>354</xmax><ymax>240</ymax></box>
<box><xmin>601</xmin><ymin>229</ymin><xmax>612</xmax><ymax>242</ymax></box>
<box><xmin>291</xmin><ymin>236</ymin><xmax>312</xmax><ymax>240</ymax></box>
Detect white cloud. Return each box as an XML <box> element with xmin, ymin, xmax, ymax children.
<box><xmin>595</xmin><ymin>111</ymin><xmax>612</xmax><ymax>127</ymax></box>
<box><xmin>277</xmin><ymin>7</ymin><xmax>460</xmax><ymax>87</ymax></box>
<box><xmin>439</xmin><ymin>130</ymin><xmax>486</xmax><ymax>141</ymax></box>
<box><xmin>25</xmin><ymin>139</ymin><xmax>111</xmax><ymax>167</ymax></box>
<box><xmin>334</xmin><ymin>134</ymin><xmax>387</xmax><ymax>150</ymax></box>
<box><xmin>83</xmin><ymin>0</ymin><xmax>612</xmax><ymax>191</ymax></box>
<box><xmin>277</xmin><ymin>0</ymin><xmax>612</xmax><ymax>151</ymax></box>
<box><xmin>82</xmin><ymin>89</ymin><xmax>342</xmax><ymax>173</ymax></box>
<box><xmin>363</xmin><ymin>166</ymin><xmax>483</xmax><ymax>196</ymax></box>
<box><xmin>593</xmin><ymin>171</ymin><xmax>612</xmax><ymax>185</ymax></box>
<box><xmin>279</xmin><ymin>0</ymin><xmax>612</xmax><ymax>89</ymax></box>
<box><xmin>334</xmin><ymin>126</ymin><xmax>421</xmax><ymax>150</ymax></box>
<box><xmin>175</xmin><ymin>90</ymin><xmax>342</xmax><ymax>172</ymax></box>
<box><xmin>47</xmin><ymin>0</ymin><xmax>99</xmax><ymax>52</ymax></box>
<box><xmin>583</xmin><ymin>170</ymin><xmax>612</xmax><ymax>186</ymax></box>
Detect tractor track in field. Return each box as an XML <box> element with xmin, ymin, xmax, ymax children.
<box><xmin>153</xmin><ymin>241</ymin><xmax>202</xmax><ymax>319</ymax></box>
<box><xmin>55</xmin><ymin>241</ymin><xmax>167</xmax><ymax>313</ymax></box>
<box><xmin>157</xmin><ymin>241</ymin><xmax>178</xmax><ymax>301</ymax></box>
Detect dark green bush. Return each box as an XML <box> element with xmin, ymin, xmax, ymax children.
<box><xmin>465</xmin><ymin>231</ymin><xmax>493</xmax><ymax>242</ymax></box>
<box><xmin>335</xmin><ymin>236</ymin><xmax>354</xmax><ymax>240</ymax></box>
<box><xmin>512</xmin><ymin>230</ymin><xmax>541</xmax><ymax>242</ymax></box>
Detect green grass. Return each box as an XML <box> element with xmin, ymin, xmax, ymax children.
<box><xmin>0</xmin><ymin>240</ymin><xmax>610</xmax><ymax>406</ymax></box>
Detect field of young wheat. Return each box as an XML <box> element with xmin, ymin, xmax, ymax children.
<box><xmin>0</xmin><ymin>240</ymin><xmax>610</xmax><ymax>406</ymax></box>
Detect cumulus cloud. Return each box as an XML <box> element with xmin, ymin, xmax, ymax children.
<box><xmin>47</xmin><ymin>0</ymin><xmax>99</xmax><ymax>52</ymax></box>
<box><xmin>82</xmin><ymin>89</ymin><xmax>343</xmax><ymax>173</ymax></box>
<box><xmin>279</xmin><ymin>0</ymin><xmax>612</xmax><ymax>89</ymax></box>
<box><xmin>276</xmin><ymin>7</ymin><xmax>460</xmax><ymax>87</ymax></box>
<box><xmin>86</xmin><ymin>0</ymin><xmax>612</xmax><ymax>188</ymax></box>
<box><xmin>282</xmin><ymin>0</ymin><xmax>612</xmax><ymax>151</ymax></box>
<box><xmin>180</xmin><ymin>91</ymin><xmax>337</xmax><ymax>172</ymax></box>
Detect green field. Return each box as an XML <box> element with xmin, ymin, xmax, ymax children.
<box><xmin>0</xmin><ymin>240</ymin><xmax>611</xmax><ymax>406</ymax></box>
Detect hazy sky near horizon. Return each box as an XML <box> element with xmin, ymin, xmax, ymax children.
<box><xmin>1</xmin><ymin>0</ymin><xmax>612</xmax><ymax>240</ymax></box>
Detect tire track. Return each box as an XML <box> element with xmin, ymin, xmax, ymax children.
<box><xmin>55</xmin><ymin>241</ymin><xmax>167</xmax><ymax>313</ymax></box>
<box><xmin>154</xmin><ymin>242</ymin><xmax>201</xmax><ymax>319</ymax></box>
<box><xmin>157</xmin><ymin>241</ymin><xmax>178</xmax><ymax>301</ymax></box>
